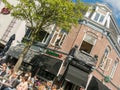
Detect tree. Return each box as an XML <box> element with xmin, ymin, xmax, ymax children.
<box><xmin>3</xmin><ymin>0</ymin><xmax>88</xmax><ymax>71</ymax></box>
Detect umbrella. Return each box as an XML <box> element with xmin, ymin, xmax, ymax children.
<box><xmin>0</xmin><ymin>34</ymin><xmax>15</xmax><ymax>57</ymax></box>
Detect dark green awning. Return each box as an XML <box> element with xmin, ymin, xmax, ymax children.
<box><xmin>30</xmin><ymin>54</ymin><xmax>63</xmax><ymax>75</ymax></box>
<box><xmin>6</xmin><ymin>44</ymin><xmax>39</xmax><ymax>62</ymax></box>
<box><xmin>87</xmin><ymin>76</ymin><xmax>110</xmax><ymax>90</ymax></box>
<box><xmin>65</xmin><ymin>65</ymin><xmax>89</xmax><ymax>88</ymax></box>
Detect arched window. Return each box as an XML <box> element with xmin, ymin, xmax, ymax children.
<box><xmin>100</xmin><ymin>46</ymin><xmax>112</xmax><ymax>71</ymax></box>
<box><xmin>110</xmin><ymin>59</ymin><xmax>119</xmax><ymax>78</ymax></box>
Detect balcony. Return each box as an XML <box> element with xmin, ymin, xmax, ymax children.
<box><xmin>73</xmin><ymin>50</ymin><xmax>97</xmax><ymax>67</ymax></box>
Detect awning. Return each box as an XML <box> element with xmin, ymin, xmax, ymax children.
<box><xmin>30</xmin><ymin>54</ymin><xmax>63</xmax><ymax>75</ymax></box>
<box><xmin>65</xmin><ymin>65</ymin><xmax>89</xmax><ymax>88</ymax></box>
<box><xmin>87</xmin><ymin>76</ymin><xmax>110</xmax><ymax>90</ymax></box>
<box><xmin>6</xmin><ymin>44</ymin><xmax>39</xmax><ymax>62</ymax></box>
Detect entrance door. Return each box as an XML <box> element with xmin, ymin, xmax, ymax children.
<box><xmin>63</xmin><ymin>81</ymin><xmax>80</xmax><ymax>90</ymax></box>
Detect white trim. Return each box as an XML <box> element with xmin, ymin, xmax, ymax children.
<box><xmin>105</xmin><ymin>58</ymin><xmax>112</xmax><ymax>71</ymax></box>
<box><xmin>50</xmin><ymin>29</ymin><xmax>60</xmax><ymax>45</ymax></box>
<box><xmin>57</xmin><ymin>60</ymin><xmax>64</xmax><ymax>76</ymax></box>
<box><xmin>110</xmin><ymin>60</ymin><xmax>118</xmax><ymax>78</ymax></box>
<box><xmin>85</xmin><ymin>74</ymin><xmax>93</xmax><ymax>90</ymax></box>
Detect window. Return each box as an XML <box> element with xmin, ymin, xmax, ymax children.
<box><xmin>80</xmin><ymin>34</ymin><xmax>97</xmax><ymax>54</ymax></box>
<box><xmin>55</xmin><ymin>32</ymin><xmax>67</xmax><ymax>47</ymax></box>
<box><xmin>110</xmin><ymin>60</ymin><xmax>119</xmax><ymax>78</ymax></box>
<box><xmin>117</xmin><ymin>35</ymin><xmax>120</xmax><ymax>45</ymax></box>
<box><xmin>99</xmin><ymin>15</ymin><xmax>105</xmax><ymax>23</ymax></box>
<box><xmin>94</xmin><ymin>13</ymin><xmax>100</xmax><ymax>21</ymax></box>
<box><xmin>37</xmin><ymin>31</ymin><xmax>49</xmax><ymax>43</ymax></box>
<box><xmin>24</xmin><ymin>27</ymin><xmax>49</xmax><ymax>43</ymax></box>
<box><xmin>24</xmin><ymin>27</ymin><xmax>32</xmax><ymax>38</ymax></box>
<box><xmin>104</xmin><ymin>58</ymin><xmax>112</xmax><ymax>71</ymax></box>
<box><xmin>93</xmin><ymin>12</ymin><xmax>105</xmax><ymax>24</ymax></box>
<box><xmin>100</xmin><ymin>46</ymin><xmax>111</xmax><ymax>70</ymax></box>
<box><xmin>51</xmin><ymin>29</ymin><xmax>67</xmax><ymax>48</ymax></box>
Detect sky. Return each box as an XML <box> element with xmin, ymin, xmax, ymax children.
<box><xmin>79</xmin><ymin>0</ymin><xmax>120</xmax><ymax>28</ymax></box>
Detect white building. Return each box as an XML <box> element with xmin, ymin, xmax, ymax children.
<box><xmin>0</xmin><ymin>0</ymin><xmax>26</xmax><ymax>47</ymax></box>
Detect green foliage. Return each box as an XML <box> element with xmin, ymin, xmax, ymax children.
<box><xmin>2</xmin><ymin>0</ymin><xmax>88</xmax><ymax>71</ymax></box>
<box><xmin>104</xmin><ymin>76</ymin><xmax>111</xmax><ymax>83</ymax></box>
<box><xmin>3</xmin><ymin>0</ymin><xmax>88</xmax><ymax>31</ymax></box>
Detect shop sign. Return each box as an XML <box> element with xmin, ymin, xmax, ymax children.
<box><xmin>46</xmin><ymin>50</ymin><xmax>62</xmax><ymax>58</ymax></box>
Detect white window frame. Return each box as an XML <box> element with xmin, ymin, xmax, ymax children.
<box><xmin>50</xmin><ymin>30</ymin><xmax>60</xmax><ymax>46</ymax></box>
<box><xmin>41</xmin><ymin>32</ymin><xmax>49</xmax><ymax>44</ymax></box>
<box><xmin>50</xmin><ymin>29</ymin><xmax>67</xmax><ymax>47</ymax></box>
<box><xmin>58</xmin><ymin>33</ymin><xmax>67</xmax><ymax>47</ymax></box>
<box><xmin>117</xmin><ymin>35</ymin><xmax>120</xmax><ymax>45</ymax></box>
<box><xmin>104</xmin><ymin>58</ymin><xmax>112</xmax><ymax>71</ymax></box>
<box><xmin>80</xmin><ymin>33</ymin><xmax>97</xmax><ymax>54</ymax></box>
<box><xmin>110</xmin><ymin>60</ymin><xmax>119</xmax><ymax>79</ymax></box>
<box><xmin>100</xmin><ymin>47</ymin><xmax>111</xmax><ymax>70</ymax></box>
<box><xmin>92</xmin><ymin>12</ymin><xmax>105</xmax><ymax>25</ymax></box>
<box><xmin>83</xmin><ymin>34</ymin><xmax>97</xmax><ymax>45</ymax></box>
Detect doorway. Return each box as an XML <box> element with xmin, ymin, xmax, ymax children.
<box><xmin>62</xmin><ymin>81</ymin><xmax>80</xmax><ymax>90</ymax></box>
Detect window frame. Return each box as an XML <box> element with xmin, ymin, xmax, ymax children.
<box><xmin>110</xmin><ymin>60</ymin><xmax>119</xmax><ymax>79</ymax></box>
<box><xmin>79</xmin><ymin>33</ymin><xmax>97</xmax><ymax>54</ymax></box>
<box><xmin>50</xmin><ymin>29</ymin><xmax>67</xmax><ymax>47</ymax></box>
<box><xmin>100</xmin><ymin>46</ymin><xmax>111</xmax><ymax>70</ymax></box>
<box><xmin>92</xmin><ymin>12</ymin><xmax>105</xmax><ymax>24</ymax></box>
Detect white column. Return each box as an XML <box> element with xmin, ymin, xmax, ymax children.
<box><xmin>85</xmin><ymin>74</ymin><xmax>93</xmax><ymax>90</ymax></box>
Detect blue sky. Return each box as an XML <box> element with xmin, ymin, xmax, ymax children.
<box><xmin>79</xmin><ymin>0</ymin><xmax>120</xmax><ymax>28</ymax></box>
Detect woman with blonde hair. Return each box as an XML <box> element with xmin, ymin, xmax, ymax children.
<box><xmin>38</xmin><ymin>81</ymin><xmax>46</xmax><ymax>90</ymax></box>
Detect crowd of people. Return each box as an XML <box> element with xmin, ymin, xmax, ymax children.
<box><xmin>0</xmin><ymin>62</ymin><xmax>63</xmax><ymax>90</ymax></box>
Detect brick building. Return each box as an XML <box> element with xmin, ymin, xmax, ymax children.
<box><xmin>48</xmin><ymin>3</ymin><xmax>120</xmax><ymax>90</ymax></box>
<box><xmin>1</xmin><ymin>1</ymin><xmax>120</xmax><ymax>89</ymax></box>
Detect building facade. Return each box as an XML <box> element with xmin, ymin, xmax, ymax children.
<box><xmin>1</xmin><ymin>1</ymin><xmax>120</xmax><ymax>89</ymax></box>
<box><xmin>47</xmin><ymin>3</ymin><xmax>120</xmax><ymax>90</ymax></box>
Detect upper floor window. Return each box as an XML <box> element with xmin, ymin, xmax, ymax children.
<box><xmin>99</xmin><ymin>15</ymin><xmax>105</xmax><ymax>23</ymax></box>
<box><xmin>50</xmin><ymin>29</ymin><xmax>67</xmax><ymax>48</ymax></box>
<box><xmin>93</xmin><ymin>12</ymin><xmax>105</xmax><ymax>24</ymax></box>
<box><xmin>24</xmin><ymin>27</ymin><xmax>49</xmax><ymax>44</ymax></box>
<box><xmin>100</xmin><ymin>46</ymin><xmax>111</xmax><ymax>71</ymax></box>
<box><xmin>94</xmin><ymin>13</ymin><xmax>100</xmax><ymax>21</ymax></box>
<box><xmin>79</xmin><ymin>33</ymin><xmax>97</xmax><ymax>54</ymax></box>
<box><xmin>110</xmin><ymin>60</ymin><xmax>119</xmax><ymax>78</ymax></box>
<box><xmin>24</xmin><ymin>27</ymin><xmax>32</xmax><ymax>39</ymax></box>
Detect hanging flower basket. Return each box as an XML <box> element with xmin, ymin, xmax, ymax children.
<box><xmin>1</xmin><ymin>7</ymin><xmax>10</xmax><ymax>14</ymax></box>
<box><xmin>104</xmin><ymin>76</ymin><xmax>111</xmax><ymax>83</ymax></box>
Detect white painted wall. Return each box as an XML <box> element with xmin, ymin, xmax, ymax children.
<box><xmin>0</xmin><ymin>1</ymin><xmax>26</xmax><ymax>46</ymax></box>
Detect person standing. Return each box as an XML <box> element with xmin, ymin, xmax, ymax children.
<box><xmin>16</xmin><ymin>76</ymin><xmax>28</xmax><ymax>90</ymax></box>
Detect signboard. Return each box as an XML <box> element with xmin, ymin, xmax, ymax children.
<box><xmin>46</xmin><ymin>50</ymin><xmax>62</xmax><ymax>58</ymax></box>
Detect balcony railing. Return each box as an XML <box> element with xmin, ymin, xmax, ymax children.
<box><xmin>73</xmin><ymin>50</ymin><xmax>97</xmax><ymax>67</ymax></box>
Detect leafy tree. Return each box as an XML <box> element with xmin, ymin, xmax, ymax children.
<box><xmin>3</xmin><ymin>0</ymin><xmax>88</xmax><ymax>71</ymax></box>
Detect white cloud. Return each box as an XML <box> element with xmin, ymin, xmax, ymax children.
<box><xmin>104</xmin><ymin>0</ymin><xmax>120</xmax><ymax>18</ymax></box>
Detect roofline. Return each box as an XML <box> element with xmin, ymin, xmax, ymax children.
<box><xmin>96</xmin><ymin>3</ymin><xmax>112</xmax><ymax>13</ymax></box>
